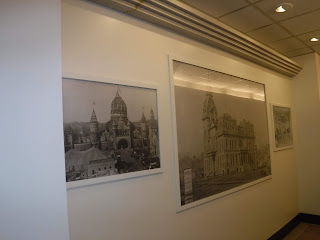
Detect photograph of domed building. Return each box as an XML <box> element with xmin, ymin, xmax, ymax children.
<box><xmin>62</xmin><ymin>79</ymin><xmax>160</xmax><ymax>183</ymax></box>
<box><xmin>173</xmin><ymin>60</ymin><xmax>271</xmax><ymax>207</ymax></box>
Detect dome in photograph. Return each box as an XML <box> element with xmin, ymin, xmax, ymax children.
<box><xmin>111</xmin><ymin>89</ymin><xmax>127</xmax><ymax>115</ymax></box>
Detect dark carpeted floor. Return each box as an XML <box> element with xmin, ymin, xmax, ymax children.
<box><xmin>284</xmin><ymin>223</ymin><xmax>320</xmax><ymax>240</ymax></box>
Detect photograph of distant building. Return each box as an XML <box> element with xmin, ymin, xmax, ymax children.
<box><xmin>62</xmin><ymin>79</ymin><xmax>160</xmax><ymax>183</ymax></box>
<box><xmin>172</xmin><ymin>60</ymin><xmax>271</xmax><ymax>207</ymax></box>
<box><xmin>272</xmin><ymin>105</ymin><xmax>293</xmax><ymax>150</ymax></box>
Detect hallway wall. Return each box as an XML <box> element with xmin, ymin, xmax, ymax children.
<box><xmin>292</xmin><ymin>53</ymin><xmax>320</xmax><ymax>215</ymax></box>
<box><xmin>0</xmin><ymin>1</ymin><xmax>70</xmax><ymax>240</ymax></box>
<box><xmin>63</xmin><ymin>1</ymin><xmax>299</xmax><ymax>239</ymax></box>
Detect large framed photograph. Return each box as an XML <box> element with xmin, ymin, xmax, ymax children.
<box><xmin>170</xmin><ymin>59</ymin><xmax>271</xmax><ymax>211</ymax></box>
<box><xmin>62</xmin><ymin>75</ymin><xmax>162</xmax><ymax>188</ymax></box>
<box><xmin>271</xmin><ymin>104</ymin><xmax>293</xmax><ymax>151</ymax></box>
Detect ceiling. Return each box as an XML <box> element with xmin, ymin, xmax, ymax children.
<box><xmin>180</xmin><ymin>0</ymin><xmax>320</xmax><ymax>58</ymax></box>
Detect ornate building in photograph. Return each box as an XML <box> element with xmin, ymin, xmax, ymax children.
<box><xmin>173</xmin><ymin>61</ymin><xmax>271</xmax><ymax>208</ymax></box>
<box><xmin>273</xmin><ymin>106</ymin><xmax>293</xmax><ymax>148</ymax></box>
<box><xmin>203</xmin><ymin>92</ymin><xmax>258</xmax><ymax>178</ymax></box>
<box><xmin>64</xmin><ymin>89</ymin><xmax>159</xmax><ymax>182</ymax></box>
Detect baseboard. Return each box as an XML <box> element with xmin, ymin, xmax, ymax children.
<box><xmin>268</xmin><ymin>213</ymin><xmax>320</xmax><ymax>240</ymax></box>
<box><xmin>268</xmin><ymin>215</ymin><xmax>300</xmax><ymax>240</ymax></box>
<box><xmin>299</xmin><ymin>213</ymin><xmax>320</xmax><ymax>225</ymax></box>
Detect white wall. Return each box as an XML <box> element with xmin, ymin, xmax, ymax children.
<box><xmin>0</xmin><ymin>1</ymin><xmax>70</xmax><ymax>240</ymax></box>
<box><xmin>292</xmin><ymin>53</ymin><xmax>320</xmax><ymax>215</ymax></box>
<box><xmin>62</xmin><ymin>1</ymin><xmax>299</xmax><ymax>239</ymax></box>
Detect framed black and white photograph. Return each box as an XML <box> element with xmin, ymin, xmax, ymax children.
<box><xmin>271</xmin><ymin>104</ymin><xmax>293</xmax><ymax>151</ymax></box>
<box><xmin>62</xmin><ymin>75</ymin><xmax>162</xmax><ymax>188</ymax></box>
<box><xmin>169</xmin><ymin>58</ymin><xmax>272</xmax><ymax>211</ymax></box>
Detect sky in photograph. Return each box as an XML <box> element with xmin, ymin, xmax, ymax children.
<box><xmin>174</xmin><ymin>85</ymin><xmax>269</xmax><ymax>156</ymax></box>
<box><xmin>62</xmin><ymin>79</ymin><xmax>158</xmax><ymax>123</ymax></box>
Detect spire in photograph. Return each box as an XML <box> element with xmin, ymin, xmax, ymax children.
<box><xmin>90</xmin><ymin>108</ymin><xmax>97</xmax><ymax>122</ymax></box>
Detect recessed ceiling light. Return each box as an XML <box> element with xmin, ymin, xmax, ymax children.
<box><xmin>275</xmin><ymin>3</ymin><xmax>293</xmax><ymax>13</ymax></box>
<box><xmin>276</xmin><ymin>6</ymin><xmax>286</xmax><ymax>13</ymax></box>
<box><xmin>311</xmin><ymin>37</ymin><xmax>319</xmax><ymax>42</ymax></box>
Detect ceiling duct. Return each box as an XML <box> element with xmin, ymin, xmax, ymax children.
<box><xmin>88</xmin><ymin>0</ymin><xmax>302</xmax><ymax>77</ymax></box>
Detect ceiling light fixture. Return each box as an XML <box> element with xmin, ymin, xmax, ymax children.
<box><xmin>311</xmin><ymin>37</ymin><xmax>319</xmax><ymax>42</ymax></box>
<box><xmin>275</xmin><ymin>3</ymin><xmax>293</xmax><ymax>13</ymax></box>
<box><xmin>276</xmin><ymin>6</ymin><xmax>286</xmax><ymax>13</ymax></box>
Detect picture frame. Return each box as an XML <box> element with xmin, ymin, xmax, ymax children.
<box><xmin>270</xmin><ymin>103</ymin><xmax>294</xmax><ymax>151</ymax></box>
<box><xmin>62</xmin><ymin>73</ymin><xmax>162</xmax><ymax>189</ymax></box>
<box><xmin>169</xmin><ymin>57</ymin><xmax>272</xmax><ymax>212</ymax></box>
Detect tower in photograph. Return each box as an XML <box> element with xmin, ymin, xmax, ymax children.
<box><xmin>202</xmin><ymin>92</ymin><xmax>218</xmax><ymax>177</ymax></box>
<box><xmin>64</xmin><ymin>125</ymin><xmax>74</xmax><ymax>152</ymax></box>
<box><xmin>140</xmin><ymin>112</ymin><xmax>147</xmax><ymax>139</ymax></box>
<box><xmin>90</xmin><ymin>108</ymin><xmax>99</xmax><ymax>144</ymax></box>
<box><xmin>149</xmin><ymin>108</ymin><xmax>159</xmax><ymax>156</ymax></box>
<box><xmin>107</xmin><ymin>89</ymin><xmax>132</xmax><ymax>150</ymax></box>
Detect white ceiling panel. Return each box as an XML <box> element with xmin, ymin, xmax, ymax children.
<box><xmin>255</xmin><ymin>0</ymin><xmax>320</xmax><ymax>22</ymax></box>
<box><xmin>219</xmin><ymin>6</ymin><xmax>272</xmax><ymax>33</ymax></box>
<box><xmin>284</xmin><ymin>47</ymin><xmax>314</xmax><ymax>58</ymax></box>
<box><xmin>297</xmin><ymin>30</ymin><xmax>320</xmax><ymax>46</ymax></box>
<box><xmin>176</xmin><ymin>0</ymin><xmax>320</xmax><ymax>57</ymax></box>
<box><xmin>311</xmin><ymin>45</ymin><xmax>320</xmax><ymax>53</ymax></box>
<box><xmin>280</xmin><ymin>10</ymin><xmax>320</xmax><ymax>35</ymax></box>
<box><xmin>246</xmin><ymin>24</ymin><xmax>291</xmax><ymax>44</ymax></box>
<box><xmin>267</xmin><ymin>37</ymin><xmax>306</xmax><ymax>53</ymax></box>
<box><xmin>181</xmin><ymin>0</ymin><xmax>248</xmax><ymax>18</ymax></box>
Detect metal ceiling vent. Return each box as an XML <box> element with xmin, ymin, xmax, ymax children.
<box><xmin>88</xmin><ymin>0</ymin><xmax>302</xmax><ymax>77</ymax></box>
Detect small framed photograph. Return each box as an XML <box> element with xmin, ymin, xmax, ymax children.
<box><xmin>62</xmin><ymin>74</ymin><xmax>162</xmax><ymax>188</ymax></box>
<box><xmin>169</xmin><ymin>58</ymin><xmax>272</xmax><ymax>212</ymax></box>
<box><xmin>271</xmin><ymin>104</ymin><xmax>294</xmax><ymax>151</ymax></box>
